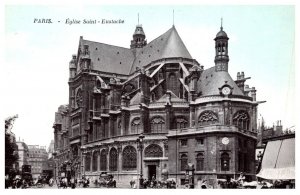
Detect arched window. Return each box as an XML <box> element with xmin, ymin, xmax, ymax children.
<box><xmin>144</xmin><ymin>144</ymin><xmax>163</xmax><ymax>158</ymax></box>
<box><xmin>198</xmin><ymin>110</ymin><xmax>218</xmax><ymax>126</ymax></box>
<box><xmin>85</xmin><ymin>153</ymin><xmax>91</xmax><ymax>172</ymax></box>
<box><xmin>100</xmin><ymin>149</ymin><xmax>107</xmax><ymax>171</ymax></box>
<box><xmin>131</xmin><ymin>117</ymin><xmax>141</xmax><ymax>134</ymax></box>
<box><xmin>180</xmin><ymin>153</ymin><xmax>188</xmax><ymax>171</ymax></box>
<box><xmin>196</xmin><ymin>153</ymin><xmax>204</xmax><ymax>171</ymax></box>
<box><xmin>168</xmin><ymin>73</ymin><xmax>177</xmax><ymax>94</ymax></box>
<box><xmin>233</xmin><ymin>110</ymin><xmax>250</xmax><ymax>130</ymax></box>
<box><xmin>76</xmin><ymin>88</ymin><xmax>83</xmax><ymax>107</ymax></box>
<box><xmin>150</xmin><ymin>116</ymin><xmax>165</xmax><ymax>133</ymax></box>
<box><xmin>109</xmin><ymin>148</ymin><xmax>118</xmax><ymax>171</ymax></box>
<box><xmin>174</xmin><ymin>117</ymin><xmax>188</xmax><ymax>129</ymax></box>
<box><xmin>122</xmin><ymin>146</ymin><xmax>137</xmax><ymax>170</ymax></box>
<box><xmin>92</xmin><ymin>151</ymin><xmax>99</xmax><ymax>172</ymax></box>
<box><xmin>221</xmin><ymin>152</ymin><xmax>230</xmax><ymax>171</ymax></box>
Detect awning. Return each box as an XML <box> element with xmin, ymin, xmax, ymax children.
<box><xmin>257</xmin><ymin>138</ymin><xmax>295</xmax><ymax>180</ymax></box>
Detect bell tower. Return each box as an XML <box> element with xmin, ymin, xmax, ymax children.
<box><xmin>214</xmin><ymin>18</ymin><xmax>229</xmax><ymax>72</ymax></box>
<box><xmin>130</xmin><ymin>14</ymin><xmax>147</xmax><ymax>49</ymax></box>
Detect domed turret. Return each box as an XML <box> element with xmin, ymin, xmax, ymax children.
<box><xmin>130</xmin><ymin>24</ymin><xmax>147</xmax><ymax>49</ymax></box>
<box><xmin>214</xmin><ymin>18</ymin><xmax>229</xmax><ymax>72</ymax></box>
<box><xmin>69</xmin><ymin>54</ymin><xmax>77</xmax><ymax>78</ymax></box>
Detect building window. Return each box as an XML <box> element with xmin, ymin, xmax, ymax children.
<box><xmin>196</xmin><ymin>138</ymin><xmax>204</xmax><ymax>145</ymax></box>
<box><xmin>196</xmin><ymin>153</ymin><xmax>204</xmax><ymax>171</ymax></box>
<box><xmin>150</xmin><ymin>116</ymin><xmax>165</xmax><ymax>133</ymax></box>
<box><xmin>168</xmin><ymin>73</ymin><xmax>177</xmax><ymax>94</ymax></box>
<box><xmin>180</xmin><ymin>139</ymin><xmax>188</xmax><ymax>147</ymax></box>
<box><xmin>144</xmin><ymin>144</ymin><xmax>163</xmax><ymax>158</ymax></box>
<box><xmin>131</xmin><ymin>117</ymin><xmax>141</xmax><ymax>134</ymax></box>
<box><xmin>221</xmin><ymin>152</ymin><xmax>230</xmax><ymax>171</ymax></box>
<box><xmin>174</xmin><ymin>117</ymin><xmax>188</xmax><ymax>129</ymax></box>
<box><xmin>76</xmin><ymin>88</ymin><xmax>83</xmax><ymax>107</ymax></box>
<box><xmin>85</xmin><ymin>153</ymin><xmax>91</xmax><ymax>172</ymax></box>
<box><xmin>100</xmin><ymin>150</ymin><xmax>107</xmax><ymax>171</ymax></box>
<box><xmin>92</xmin><ymin>151</ymin><xmax>99</xmax><ymax>172</ymax></box>
<box><xmin>122</xmin><ymin>146</ymin><xmax>137</xmax><ymax>170</ymax></box>
<box><xmin>109</xmin><ymin>148</ymin><xmax>118</xmax><ymax>171</ymax></box>
<box><xmin>180</xmin><ymin>154</ymin><xmax>188</xmax><ymax>171</ymax></box>
<box><xmin>233</xmin><ymin>110</ymin><xmax>250</xmax><ymax>130</ymax></box>
<box><xmin>198</xmin><ymin>110</ymin><xmax>218</xmax><ymax>126</ymax></box>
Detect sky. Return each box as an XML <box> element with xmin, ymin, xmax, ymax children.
<box><xmin>2</xmin><ymin>4</ymin><xmax>295</xmax><ymax>147</ymax></box>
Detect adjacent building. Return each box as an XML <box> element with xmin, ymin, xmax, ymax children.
<box><xmin>27</xmin><ymin>145</ymin><xmax>48</xmax><ymax>178</ymax></box>
<box><xmin>54</xmin><ymin>22</ymin><xmax>263</xmax><ymax>187</ymax></box>
<box><xmin>16</xmin><ymin>139</ymin><xmax>30</xmax><ymax>172</ymax></box>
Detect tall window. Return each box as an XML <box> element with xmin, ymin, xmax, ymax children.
<box><xmin>233</xmin><ymin>110</ymin><xmax>250</xmax><ymax>130</ymax></box>
<box><xmin>180</xmin><ymin>154</ymin><xmax>188</xmax><ymax>171</ymax></box>
<box><xmin>96</xmin><ymin>122</ymin><xmax>101</xmax><ymax>140</ymax></box>
<box><xmin>92</xmin><ymin>151</ymin><xmax>99</xmax><ymax>172</ymax></box>
<box><xmin>174</xmin><ymin>117</ymin><xmax>188</xmax><ymax>129</ymax></box>
<box><xmin>131</xmin><ymin>118</ymin><xmax>141</xmax><ymax>134</ymax></box>
<box><xmin>109</xmin><ymin>148</ymin><xmax>118</xmax><ymax>171</ymax></box>
<box><xmin>168</xmin><ymin>73</ymin><xmax>177</xmax><ymax>94</ymax></box>
<box><xmin>198</xmin><ymin>111</ymin><xmax>218</xmax><ymax>126</ymax></box>
<box><xmin>144</xmin><ymin>144</ymin><xmax>163</xmax><ymax>158</ymax></box>
<box><xmin>122</xmin><ymin>146</ymin><xmax>137</xmax><ymax>170</ymax></box>
<box><xmin>150</xmin><ymin>116</ymin><xmax>165</xmax><ymax>133</ymax></box>
<box><xmin>85</xmin><ymin>153</ymin><xmax>91</xmax><ymax>172</ymax></box>
<box><xmin>221</xmin><ymin>152</ymin><xmax>230</xmax><ymax>171</ymax></box>
<box><xmin>196</xmin><ymin>153</ymin><xmax>204</xmax><ymax>171</ymax></box>
<box><xmin>100</xmin><ymin>150</ymin><xmax>107</xmax><ymax>171</ymax></box>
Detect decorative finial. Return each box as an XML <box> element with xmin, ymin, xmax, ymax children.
<box><xmin>173</xmin><ymin>9</ymin><xmax>174</xmax><ymax>26</ymax></box>
<box><xmin>221</xmin><ymin>17</ymin><xmax>223</xmax><ymax>30</ymax></box>
<box><xmin>138</xmin><ymin>13</ymin><xmax>139</xmax><ymax>25</ymax></box>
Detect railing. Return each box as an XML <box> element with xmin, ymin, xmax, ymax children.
<box><xmin>168</xmin><ymin>125</ymin><xmax>257</xmax><ymax>137</ymax></box>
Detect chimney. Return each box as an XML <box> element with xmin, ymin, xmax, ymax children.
<box><xmin>250</xmin><ymin>87</ymin><xmax>256</xmax><ymax>101</ymax></box>
<box><xmin>237</xmin><ymin>72</ymin><xmax>240</xmax><ymax>80</ymax></box>
<box><xmin>241</xmin><ymin>72</ymin><xmax>245</xmax><ymax>79</ymax></box>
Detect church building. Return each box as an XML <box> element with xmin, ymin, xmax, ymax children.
<box><xmin>54</xmin><ymin>21</ymin><xmax>261</xmax><ymax>188</ymax></box>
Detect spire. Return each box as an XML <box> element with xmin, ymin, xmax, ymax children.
<box><xmin>221</xmin><ymin>17</ymin><xmax>223</xmax><ymax>30</ymax></box>
<box><xmin>173</xmin><ymin>9</ymin><xmax>174</xmax><ymax>26</ymax></box>
<box><xmin>138</xmin><ymin>13</ymin><xmax>140</xmax><ymax>25</ymax></box>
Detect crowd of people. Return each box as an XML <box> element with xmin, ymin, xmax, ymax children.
<box><xmin>130</xmin><ymin>176</ymin><xmax>176</xmax><ymax>189</ymax></box>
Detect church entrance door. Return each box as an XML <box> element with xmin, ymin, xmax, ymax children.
<box><xmin>148</xmin><ymin>165</ymin><xmax>156</xmax><ymax>180</ymax></box>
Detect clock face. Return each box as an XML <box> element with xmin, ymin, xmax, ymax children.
<box><xmin>222</xmin><ymin>86</ymin><xmax>231</xmax><ymax>95</ymax></box>
<box><xmin>222</xmin><ymin>137</ymin><xmax>229</xmax><ymax>145</ymax></box>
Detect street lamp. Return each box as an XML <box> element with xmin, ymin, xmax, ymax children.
<box><xmin>137</xmin><ymin>133</ymin><xmax>145</xmax><ymax>189</ymax></box>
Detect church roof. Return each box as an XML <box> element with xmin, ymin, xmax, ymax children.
<box><xmin>130</xmin><ymin>91</ymin><xmax>142</xmax><ymax>105</ymax></box>
<box><xmin>79</xmin><ymin>26</ymin><xmax>193</xmax><ymax>75</ymax></box>
<box><xmin>156</xmin><ymin>91</ymin><xmax>186</xmax><ymax>103</ymax></box>
<box><xmin>130</xmin><ymin>26</ymin><xmax>192</xmax><ymax>73</ymax></box>
<box><xmin>82</xmin><ymin>40</ymin><xmax>134</xmax><ymax>75</ymax></box>
<box><xmin>197</xmin><ymin>67</ymin><xmax>244</xmax><ymax>96</ymax></box>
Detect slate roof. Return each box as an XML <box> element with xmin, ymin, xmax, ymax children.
<box><xmin>82</xmin><ymin>40</ymin><xmax>134</xmax><ymax>75</ymax></box>
<box><xmin>129</xmin><ymin>26</ymin><xmax>192</xmax><ymax>73</ymax></box>
<box><xmin>156</xmin><ymin>91</ymin><xmax>186</xmax><ymax>103</ymax></box>
<box><xmin>79</xmin><ymin>26</ymin><xmax>192</xmax><ymax>75</ymax></box>
<box><xmin>197</xmin><ymin>66</ymin><xmax>244</xmax><ymax>96</ymax></box>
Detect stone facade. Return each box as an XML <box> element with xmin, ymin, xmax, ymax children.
<box><xmin>16</xmin><ymin>141</ymin><xmax>30</xmax><ymax>172</ymax></box>
<box><xmin>53</xmin><ymin>22</ymin><xmax>261</xmax><ymax>188</ymax></box>
<box><xmin>27</xmin><ymin>145</ymin><xmax>48</xmax><ymax>179</ymax></box>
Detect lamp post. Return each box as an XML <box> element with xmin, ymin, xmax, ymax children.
<box><xmin>52</xmin><ymin>151</ymin><xmax>58</xmax><ymax>186</ymax></box>
<box><xmin>137</xmin><ymin>133</ymin><xmax>145</xmax><ymax>189</ymax></box>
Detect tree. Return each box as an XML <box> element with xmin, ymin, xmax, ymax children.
<box><xmin>5</xmin><ymin>134</ymin><xmax>19</xmax><ymax>175</ymax></box>
<box><xmin>5</xmin><ymin>115</ymin><xmax>19</xmax><ymax>176</ymax></box>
